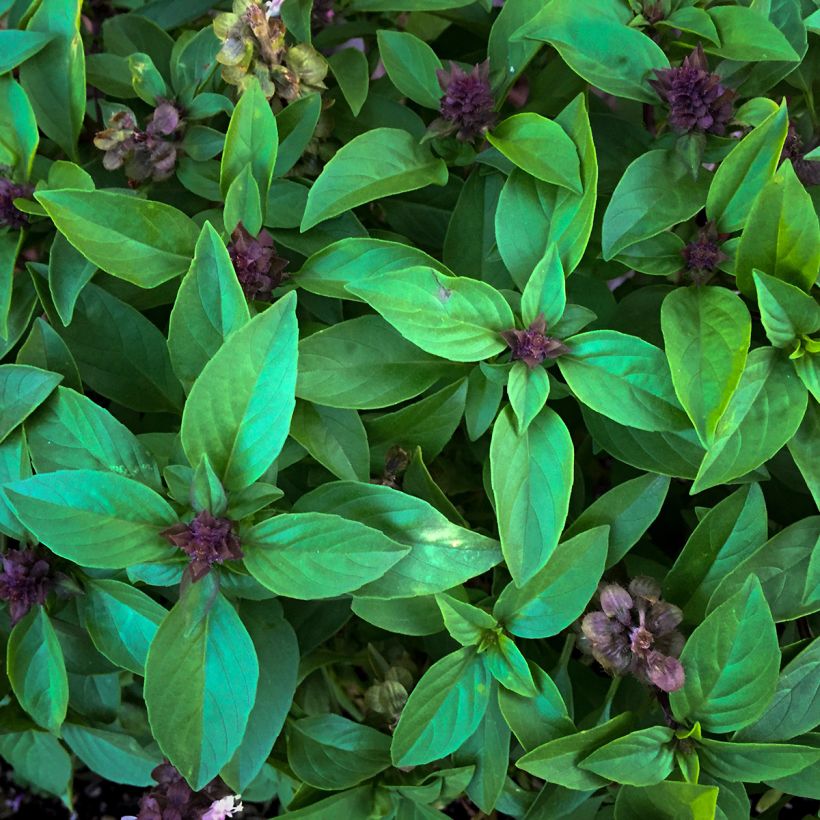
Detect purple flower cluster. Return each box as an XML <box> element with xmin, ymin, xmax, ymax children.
<box><xmin>0</xmin><ymin>548</ymin><xmax>54</xmax><ymax>625</ymax></box>
<box><xmin>0</xmin><ymin>177</ymin><xmax>34</xmax><ymax>230</ymax></box>
<box><xmin>579</xmin><ymin>576</ymin><xmax>685</xmax><ymax>693</ymax></box>
<box><xmin>650</xmin><ymin>44</ymin><xmax>734</xmax><ymax>135</ymax></box>
<box><xmin>94</xmin><ymin>101</ymin><xmax>184</xmax><ymax>184</ymax></box>
<box><xmin>432</xmin><ymin>61</ymin><xmax>496</xmax><ymax>142</ymax></box>
<box><xmin>123</xmin><ymin>763</ymin><xmax>240</xmax><ymax>820</ymax></box>
<box><xmin>501</xmin><ymin>315</ymin><xmax>569</xmax><ymax>368</ymax></box>
<box><xmin>311</xmin><ymin>0</ymin><xmax>336</xmax><ymax>31</ymax></box>
<box><xmin>227</xmin><ymin>225</ymin><xmax>289</xmax><ymax>301</ymax></box>
<box><xmin>162</xmin><ymin>511</ymin><xmax>242</xmax><ymax>582</ymax></box>
<box><xmin>681</xmin><ymin>224</ymin><xmax>726</xmax><ymax>279</ymax></box>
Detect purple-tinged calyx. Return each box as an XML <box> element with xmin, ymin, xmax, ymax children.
<box><xmin>650</xmin><ymin>44</ymin><xmax>734</xmax><ymax>135</ymax></box>
<box><xmin>0</xmin><ymin>548</ymin><xmax>54</xmax><ymax>625</ymax></box>
<box><xmin>579</xmin><ymin>576</ymin><xmax>685</xmax><ymax>693</ymax></box>
<box><xmin>228</xmin><ymin>224</ymin><xmax>289</xmax><ymax>302</ymax></box>
<box><xmin>432</xmin><ymin>61</ymin><xmax>496</xmax><ymax>142</ymax></box>
<box><xmin>0</xmin><ymin>177</ymin><xmax>34</xmax><ymax>230</ymax></box>
<box><xmin>162</xmin><ymin>511</ymin><xmax>242</xmax><ymax>582</ymax></box>
<box><xmin>681</xmin><ymin>223</ymin><xmax>726</xmax><ymax>280</ymax></box>
<box><xmin>781</xmin><ymin>122</ymin><xmax>820</xmax><ymax>187</ymax></box>
<box><xmin>501</xmin><ymin>315</ymin><xmax>569</xmax><ymax>368</ymax></box>
<box><xmin>93</xmin><ymin>101</ymin><xmax>184</xmax><ymax>184</ymax></box>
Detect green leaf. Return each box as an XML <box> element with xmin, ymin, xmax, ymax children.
<box><xmin>564</xmin><ymin>473</ymin><xmax>670</xmax><ymax>568</ymax></box>
<box><xmin>244</xmin><ymin>512</ymin><xmax>409</xmax><ymax>598</ymax></box>
<box><xmin>602</xmin><ymin>150</ymin><xmax>710</xmax><ymax>260</ymax></box>
<box><xmin>735</xmin><ymin>161</ymin><xmax>820</xmax><ymax>296</ymax></box>
<box><xmin>485</xmin><ymin>634</ymin><xmax>537</xmax><ymax>697</ymax></box>
<box><xmin>274</xmin><ymin>92</ymin><xmax>321</xmax><ymax>177</ymax></box>
<box><xmin>692</xmin><ymin>348</ymin><xmax>808</xmax><ymax>493</ymax></box>
<box><xmin>291</xmin><ymin>401</ymin><xmax>369</xmax><ymax>481</ymax></box>
<box><xmin>128</xmin><ymin>51</ymin><xmax>167</xmax><ymax>104</ymax></box>
<box><xmin>614</xmin><ymin>782</ymin><xmax>718</xmax><ymax>820</ymax></box>
<box><xmin>0</xmin><ymin>75</ymin><xmax>38</xmax><ymax>179</ymax></box>
<box><xmin>348</xmin><ymin>266</ymin><xmax>513</xmax><ymax>363</ymax></box>
<box><xmin>62</xmin><ymin>724</ymin><xmax>160</xmax><ymax>786</ymax></box>
<box><xmin>706</xmin><ymin>102</ymin><xmax>789</xmax><ymax>233</ymax></box>
<box><xmin>377</xmin><ymin>30</ymin><xmax>442</xmax><ymax>109</ymax></box>
<box><xmin>516</xmin><ymin>714</ymin><xmax>633</xmax><ymax>790</ymax></box>
<box><xmin>0</xmin><ymin>29</ymin><xmax>53</xmax><ymax>74</ymax></box>
<box><xmin>365</xmin><ymin>379</ymin><xmax>467</xmax><ymax>467</ymax></box>
<box><xmin>223</xmin><ymin>164</ymin><xmax>262</xmax><ymax>236</ymax></box>
<box><xmin>0</xmin><ymin>364</ymin><xmax>61</xmax><ymax>444</ymax></box>
<box><xmin>0</xmin><ymin>429</ymin><xmax>30</xmax><ymax>540</ymax></box>
<box><xmin>436</xmin><ymin>594</ymin><xmax>496</xmax><ymax>647</ymax></box>
<box><xmin>490</xmin><ymin>406</ymin><xmax>574</xmax><ymax>586</ymax></box>
<box><xmin>301</xmin><ymin>128</ymin><xmax>448</xmax><ymax>230</ymax></box>
<box><xmin>144</xmin><ymin>576</ymin><xmax>259</xmax><ymax>790</ymax></box>
<box><xmin>35</xmin><ymin>190</ymin><xmax>199</xmax><ymax>288</ymax></box>
<box><xmin>788</xmin><ymin>401</ymin><xmax>820</xmax><ymax>508</ymax></box>
<box><xmin>661</xmin><ymin>286</ymin><xmax>751</xmax><ymax>445</ymax></box>
<box><xmin>521</xmin><ymin>246</ymin><xmax>566</xmax><ymax>328</ymax></box>
<box><xmin>168</xmin><ymin>222</ymin><xmax>250</xmax><ymax>393</ymax></box>
<box><xmin>0</xmin><ymin>730</ymin><xmax>72</xmax><ymax>798</ymax></box>
<box><xmin>707</xmin><ymin>6</ymin><xmax>800</xmax><ymax>62</ymax></box>
<box><xmin>296</xmin><ymin>237</ymin><xmax>450</xmax><ymax>301</ymax></box>
<box><xmin>507</xmin><ymin>363</ymin><xmax>550</xmax><ymax>435</ymax></box>
<box><xmin>5</xmin><ymin>469</ymin><xmax>177</xmax><ymax>568</ymax></box>
<box><xmin>698</xmin><ymin>738</ymin><xmax>820</xmax><ymax>783</ymax></box>
<box><xmin>515</xmin><ymin>0</ymin><xmax>669</xmax><ymax>103</ymax></box>
<box><xmin>6</xmin><ymin>607</ymin><xmax>68</xmax><ymax>733</ymax></box>
<box><xmin>80</xmin><ymin>579</ymin><xmax>167</xmax><ymax>674</ymax></box>
<box><xmin>664</xmin><ymin>484</ymin><xmax>767</xmax><ymax>623</ymax></box>
<box><xmin>494</xmin><ymin>527</ymin><xmax>608</xmax><ymax>639</ymax></box>
<box><xmin>487</xmin><ymin>114</ymin><xmax>581</xmax><ymax>192</ymax></box>
<box><xmin>753</xmin><ymin>271</ymin><xmax>820</xmax><ymax>349</ymax></box>
<box><xmin>670</xmin><ymin>576</ymin><xmax>779</xmax><ymax>733</ymax></box>
<box><xmin>579</xmin><ymin>726</ymin><xmax>675</xmax><ymax>786</ymax></box>
<box><xmin>294</xmin><ymin>481</ymin><xmax>502</xmax><ymax>597</ymax></box>
<box><xmin>16</xmin><ymin>318</ymin><xmax>82</xmax><ymax>392</ymax></box>
<box><xmin>391</xmin><ymin>647</ymin><xmax>492</xmax><ymax>766</ymax></box>
<box><xmin>559</xmin><ymin>330</ymin><xmax>689</xmax><ymax>432</ymax></box>
<box><xmin>18</xmin><ymin>0</ymin><xmax>85</xmax><ymax>159</ymax></box>
<box><xmin>222</xmin><ymin>603</ymin><xmax>298</xmax><ymax>791</ymax></box>
<box><xmin>57</xmin><ymin>283</ymin><xmax>184</xmax><ymax>413</ymax></box>
<box><xmin>488</xmin><ymin>0</ymin><xmax>544</xmax><ymax>94</ymax></box>
<box><xmin>47</xmin><ymin>231</ymin><xmax>95</xmax><ymax>327</ymax></box>
<box><xmin>328</xmin><ymin>47</ymin><xmax>369</xmax><ymax>117</ymax></box>
<box><xmin>296</xmin><ymin>315</ymin><xmax>456</xmax><ymax>409</ymax></box>
<box><xmin>181</xmin><ymin>291</ymin><xmax>297</xmax><ymax>492</ymax></box>
<box><xmin>707</xmin><ymin>516</ymin><xmax>820</xmax><ymax>622</ymax></box>
<box><xmin>289</xmin><ymin>715</ymin><xmax>391</xmax><ymax>789</ymax></box>
<box><xmin>220</xmin><ymin>76</ymin><xmax>277</xmax><ymax>223</ymax></box>
<box><xmin>497</xmin><ymin>663</ymin><xmax>575</xmax><ymax>751</ymax></box>
<box><xmin>496</xmin><ymin>95</ymin><xmax>598</xmax><ymax>283</ymax></box>
<box><xmin>26</xmin><ymin>386</ymin><xmax>162</xmax><ymax>490</ymax></box>
<box><xmin>736</xmin><ymin>638</ymin><xmax>820</xmax><ymax>743</ymax></box>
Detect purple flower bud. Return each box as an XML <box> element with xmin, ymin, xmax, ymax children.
<box><xmin>647</xmin><ymin>600</ymin><xmax>683</xmax><ymax>636</ymax></box>
<box><xmin>644</xmin><ymin>651</ymin><xmax>685</xmax><ymax>693</ymax></box>
<box><xmin>501</xmin><ymin>315</ymin><xmax>569</xmax><ymax>368</ymax></box>
<box><xmin>162</xmin><ymin>511</ymin><xmax>242</xmax><ymax>582</ymax></box>
<box><xmin>650</xmin><ymin>44</ymin><xmax>735</xmax><ymax>135</ymax></box>
<box><xmin>228</xmin><ymin>224</ymin><xmax>289</xmax><ymax>302</ymax></box>
<box><xmin>311</xmin><ymin>0</ymin><xmax>336</xmax><ymax>31</ymax></box>
<box><xmin>628</xmin><ymin>575</ymin><xmax>662</xmax><ymax>604</ymax></box>
<box><xmin>0</xmin><ymin>548</ymin><xmax>54</xmax><ymax>625</ymax></box>
<box><xmin>599</xmin><ymin>582</ymin><xmax>633</xmax><ymax>623</ymax></box>
<box><xmin>129</xmin><ymin>762</ymin><xmax>234</xmax><ymax>820</ymax></box>
<box><xmin>0</xmin><ymin>177</ymin><xmax>34</xmax><ymax>230</ymax></box>
<box><xmin>433</xmin><ymin>61</ymin><xmax>496</xmax><ymax>142</ymax></box>
<box><xmin>681</xmin><ymin>222</ymin><xmax>726</xmax><ymax>279</ymax></box>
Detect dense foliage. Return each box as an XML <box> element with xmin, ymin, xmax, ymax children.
<box><xmin>0</xmin><ymin>0</ymin><xmax>819</xmax><ymax>817</ymax></box>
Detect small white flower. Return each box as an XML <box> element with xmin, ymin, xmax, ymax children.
<box><xmin>265</xmin><ymin>0</ymin><xmax>285</xmax><ymax>17</ymax></box>
<box><xmin>203</xmin><ymin>794</ymin><xmax>244</xmax><ymax>820</ymax></box>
